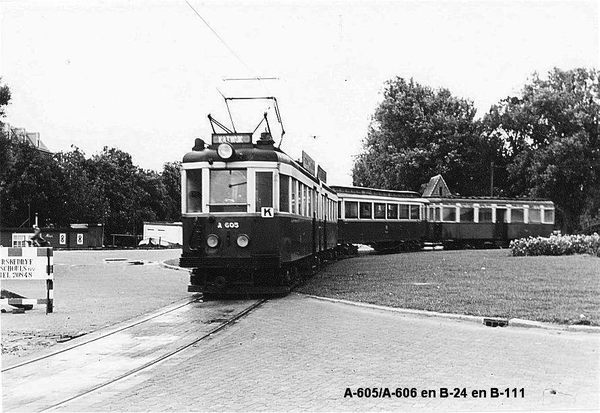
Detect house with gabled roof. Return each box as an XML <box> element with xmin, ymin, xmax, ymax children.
<box><xmin>421</xmin><ymin>174</ymin><xmax>451</xmax><ymax>197</ymax></box>
<box><xmin>2</xmin><ymin>124</ymin><xmax>52</xmax><ymax>154</ymax></box>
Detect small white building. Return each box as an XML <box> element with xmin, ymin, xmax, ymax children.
<box><xmin>141</xmin><ymin>222</ymin><xmax>182</xmax><ymax>246</ymax></box>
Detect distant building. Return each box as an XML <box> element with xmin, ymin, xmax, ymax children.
<box><xmin>421</xmin><ymin>174</ymin><xmax>452</xmax><ymax>197</ymax></box>
<box><xmin>2</xmin><ymin>124</ymin><xmax>52</xmax><ymax>154</ymax></box>
<box><xmin>141</xmin><ymin>222</ymin><xmax>183</xmax><ymax>246</ymax></box>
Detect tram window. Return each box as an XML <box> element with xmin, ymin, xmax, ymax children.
<box><xmin>374</xmin><ymin>203</ymin><xmax>386</xmax><ymax>219</ymax></box>
<box><xmin>529</xmin><ymin>207</ymin><xmax>541</xmax><ymax>223</ymax></box>
<box><xmin>297</xmin><ymin>183</ymin><xmax>301</xmax><ymax>215</ymax></box>
<box><xmin>479</xmin><ymin>207</ymin><xmax>493</xmax><ymax>223</ymax></box>
<box><xmin>434</xmin><ymin>207</ymin><xmax>441</xmax><ymax>221</ymax></box>
<box><xmin>428</xmin><ymin>207</ymin><xmax>435</xmax><ymax>221</ymax></box>
<box><xmin>399</xmin><ymin>204</ymin><xmax>409</xmax><ymax>219</ymax></box>
<box><xmin>298</xmin><ymin>183</ymin><xmax>303</xmax><ymax>215</ymax></box>
<box><xmin>360</xmin><ymin>202</ymin><xmax>372</xmax><ymax>219</ymax></box>
<box><xmin>303</xmin><ymin>185</ymin><xmax>308</xmax><ymax>216</ymax></box>
<box><xmin>255</xmin><ymin>172</ymin><xmax>273</xmax><ymax>213</ymax></box>
<box><xmin>460</xmin><ymin>207</ymin><xmax>474</xmax><ymax>223</ymax></box>
<box><xmin>511</xmin><ymin>208</ymin><xmax>524</xmax><ymax>223</ymax></box>
<box><xmin>299</xmin><ymin>184</ymin><xmax>304</xmax><ymax>216</ymax></box>
<box><xmin>387</xmin><ymin>204</ymin><xmax>398</xmax><ymax>219</ymax></box>
<box><xmin>543</xmin><ymin>209</ymin><xmax>555</xmax><ymax>223</ymax></box>
<box><xmin>279</xmin><ymin>175</ymin><xmax>289</xmax><ymax>213</ymax></box>
<box><xmin>410</xmin><ymin>205</ymin><xmax>420</xmax><ymax>220</ymax></box>
<box><xmin>186</xmin><ymin>169</ymin><xmax>202</xmax><ymax>213</ymax></box>
<box><xmin>209</xmin><ymin>169</ymin><xmax>247</xmax><ymax>212</ymax></box>
<box><xmin>345</xmin><ymin>201</ymin><xmax>358</xmax><ymax>219</ymax></box>
<box><xmin>441</xmin><ymin>206</ymin><xmax>455</xmax><ymax>222</ymax></box>
<box><xmin>291</xmin><ymin>179</ymin><xmax>297</xmax><ymax>214</ymax></box>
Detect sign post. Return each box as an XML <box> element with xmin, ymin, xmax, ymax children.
<box><xmin>0</xmin><ymin>247</ymin><xmax>54</xmax><ymax>313</ymax></box>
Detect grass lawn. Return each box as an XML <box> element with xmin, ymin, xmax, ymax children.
<box><xmin>297</xmin><ymin>249</ymin><xmax>600</xmax><ymax>326</ymax></box>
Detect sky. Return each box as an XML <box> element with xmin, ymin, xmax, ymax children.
<box><xmin>1</xmin><ymin>0</ymin><xmax>598</xmax><ymax>185</ymax></box>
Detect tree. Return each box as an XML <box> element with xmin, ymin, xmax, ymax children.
<box><xmin>54</xmin><ymin>147</ymin><xmax>104</xmax><ymax>225</ymax></box>
<box><xmin>161</xmin><ymin>161</ymin><xmax>181</xmax><ymax>221</ymax></box>
<box><xmin>0</xmin><ymin>78</ymin><xmax>184</xmax><ymax>237</ymax></box>
<box><xmin>353</xmin><ymin>77</ymin><xmax>503</xmax><ymax>195</ymax></box>
<box><xmin>0</xmin><ymin>137</ymin><xmax>65</xmax><ymax>227</ymax></box>
<box><xmin>483</xmin><ymin>68</ymin><xmax>600</xmax><ymax>232</ymax></box>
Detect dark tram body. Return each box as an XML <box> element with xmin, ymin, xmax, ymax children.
<box><xmin>426</xmin><ymin>196</ymin><xmax>555</xmax><ymax>248</ymax></box>
<box><xmin>179</xmin><ymin>132</ymin><xmax>338</xmax><ymax>294</ymax></box>
<box><xmin>332</xmin><ymin>186</ymin><xmax>429</xmax><ymax>252</ymax></box>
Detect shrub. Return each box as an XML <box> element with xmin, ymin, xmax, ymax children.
<box><xmin>510</xmin><ymin>233</ymin><xmax>600</xmax><ymax>257</ymax></box>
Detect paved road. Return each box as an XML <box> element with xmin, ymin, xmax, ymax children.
<box><xmin>2</xmin><ymin>249</ymin><xmax>188</xmax><ymax>364</ymax></box>
<box><xmin>52</xmin><ymin>294</ymin><xmax>598</xmax><ymax>412</ymax></box>
<box><xmin>3</xmin><ymin>299</ymin><xmax>260</xmax><ymax>412</ymax></box>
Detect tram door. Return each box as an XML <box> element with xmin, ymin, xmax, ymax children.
<box><xmin>495</xmin><ymin>208</ymin><xmax>508</xmax><ymax>243</ymax></box>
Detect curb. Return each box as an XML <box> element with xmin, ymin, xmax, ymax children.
<box><xmin>159</xmin><ymin>260</ymin><xmax>191</xmax><ymax>272</ymax></box>
<box><xmin>299</xmin><ymin>293</ymin><xmax>600</xmax><ymax>333</ymax></box>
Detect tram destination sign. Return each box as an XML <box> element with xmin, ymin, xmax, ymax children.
<box><xmin>212</xmin><ymin>133</ymin><xmax>252</xmax><ymax>144</ymax></box>
<box><xmin>317</xmin><ymin>165</ymin><xmax>327</xmax><ymax>183</ymax></box>
<box><xmin>302</xmin><ymin>151</ymin><xmax>316</xmax><ymax>176</ymax></box>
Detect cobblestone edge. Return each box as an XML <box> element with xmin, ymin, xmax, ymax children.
<box><xmin>299</xmin><ymin>293</ymin><xmax>600</xmax><ymax>334</ymax></box>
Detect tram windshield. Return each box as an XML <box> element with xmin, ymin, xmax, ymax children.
<box><xmin>209</xmin><ymin>169</ymin><xmax>247</xmax><ymax>212</ymax></box>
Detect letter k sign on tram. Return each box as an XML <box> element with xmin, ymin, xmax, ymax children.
<box><xmin>261</xmin><ymin>207</ymin><xmax>274</xmax><ymax>218</ymax></box>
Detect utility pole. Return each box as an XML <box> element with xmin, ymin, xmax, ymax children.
<box><xmin>490</xmin><ymin>161</ymin><xmax>494</xmax><ymax>197</ymax></box>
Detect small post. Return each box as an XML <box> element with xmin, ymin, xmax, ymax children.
<box><xmin>46</xmin><ymin>279</ymin><xmax>53</xmax><ymax>314</ymax></box>
<box><xmin>46</xmin><ymin>247</ymin><xmax>53</xmax><ymax>314</ymax></box>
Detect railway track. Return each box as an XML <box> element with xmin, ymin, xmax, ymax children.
<box><xmin>2</xmin><ymin>297</ymin><xmax>266</xmax><ymax>412</ymax></box>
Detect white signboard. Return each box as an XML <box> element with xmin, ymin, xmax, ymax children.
<box><xmin>77</xmin><ymin>233</ymin><xmax>84</xmax><ymax>245</ymax></box>
<box><xmin>0</xmin><ymin>247</ymin><xmax>53</xmax><ymax>280</ymax></box>
<box><xmin>59</xmin><ymin>233</ymin><xmax>67</xmax><ymax>245</ymax></box>
<box><xmin>261</xmin><ymin>207</ymin><xmax>274</xmax><ymax>218</ymax></box>
<box><xmin>11</xmin><ymin>233</ymin><xmax>34</xmax><ymax>247</ymax></box>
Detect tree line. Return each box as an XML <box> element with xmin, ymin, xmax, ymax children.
<box><xmin>0</xmin><ymin>83</ymin><xmax>181</xmax><ymax>241</ymax></box>
<box><xmin>353</xmin><ymin>67</ymin><xmax>600</xmax><ymax>233</ymax></box>
<box><xmin>2</xmin><ymin>67</ymin><xmax>598</xmax><ymax>238</ymax></box>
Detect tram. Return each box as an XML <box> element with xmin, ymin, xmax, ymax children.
<box><xmin>333</xmin><ymin>186</ymin><xmax>429</xmax><ymax>252</ymax></box>
<box><xmin>179</xmin><ymin>101</ymin><xmax>338</xmax><ymax>294</ymax></box>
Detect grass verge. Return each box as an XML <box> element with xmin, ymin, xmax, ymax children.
<box><xmin>297</xmin><ymin>249</ymin><xmax>600</xmax><ymax>326</ymax></box>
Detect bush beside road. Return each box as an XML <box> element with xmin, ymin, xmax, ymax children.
<box><xmin>1</xmin><ymin>249</ymin><xmax>190</xmax><ymax>364</ymax></box>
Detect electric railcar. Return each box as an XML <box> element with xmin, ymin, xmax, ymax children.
<box><xmin>179</xmin><ymin>131</ymin><xmax>338</xmax><ymax>294</ymax></box>
<box><xmin>333</xmin><ymin>186</ymin><xmax>429</xmax><ymax>252</ymax></box>
<box><xmin>426</xmin><ymin>196</ymin><xmax>555</xmax><ymax>248</ymax></box>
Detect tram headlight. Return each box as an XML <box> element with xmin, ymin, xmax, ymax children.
<box><xmin>236</xmin><ymin>234</ymin><xmax>250</xmax><ymax>248</ymax></box>
<box><xmin>217</xmin><ymin>143</ymin><xmax>234</xmax><ymax>160</ymax></box>
<box><xmin>206</xmin><ymin>234</ymin><xmax>220</xmax><ymax>248</ymax></box>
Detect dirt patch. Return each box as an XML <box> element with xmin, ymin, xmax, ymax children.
<box><xmin>1</xmin><ymin>331</ymin><xmax>61</xmax><ymax>363</ymax></box>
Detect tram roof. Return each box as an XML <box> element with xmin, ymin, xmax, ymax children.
<box><xmin>331</xmin><ymin>185</ymin><xmax>422</xmax><ymax>199</ymax></box>
<box><xmin>426</xmin><ymin>195</ymin><xmax>554</xmax><ymax>204</ymax></box>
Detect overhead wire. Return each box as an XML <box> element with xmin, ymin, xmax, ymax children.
<box><xmin>184</xmin><ymin>1</ymin><xmax>285</xmax><ymax>143</ymax></box>
<box><xmin>184</xmin><ymin>0</ymin><xmax>253</xmax><ymax>74</ymax></box>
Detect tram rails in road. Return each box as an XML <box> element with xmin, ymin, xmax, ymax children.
<box><xmin>2</xmin><ymin>297</ymin><xmax>266</xmax><ymax>412</ymax></box>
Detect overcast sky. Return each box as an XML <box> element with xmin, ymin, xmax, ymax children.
<box><xmin>1</xmin><ymin>0</ymin><xmax>598</xmax><ymax>185</ymax></box>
